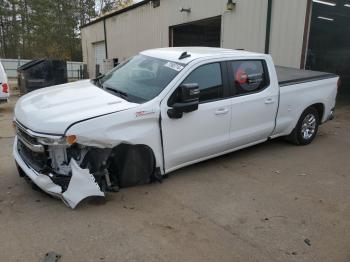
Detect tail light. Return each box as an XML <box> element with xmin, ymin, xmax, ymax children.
<box><xmin>337</xmin><ymin>78</ymin><xmax>341</xmax><ymax>90</ymax></box>
<box><xmin>2</xmin><ymin>83</ymin><xmax>8</xmax><ymax>93</ymax></box>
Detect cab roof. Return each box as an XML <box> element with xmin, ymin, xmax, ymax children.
<box><xmin>141</xmin><ymin>47</ymin><xmax>265</xmax><ymax>64</ymax></box>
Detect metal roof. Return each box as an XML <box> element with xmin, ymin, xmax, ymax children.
<box><xmin>141</xmin><ymin>47</ymin><xmax>266</xmax><ymax>64</ymax></box>
<box><xmin>81</xmin><ymin>0</ymin><xmax>151</xmax><ymax>28</ymax></box>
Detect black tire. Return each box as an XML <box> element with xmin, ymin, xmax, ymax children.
<box><xmin>287</xmin><ymin>107</ymin><xmax>320</xmax><ymax>146</ymax></box>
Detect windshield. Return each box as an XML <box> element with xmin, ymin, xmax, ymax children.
<box><xmin>98</xmin><ymin>55</ymin><xmax>185</xmax><ymax>103</ymax></box>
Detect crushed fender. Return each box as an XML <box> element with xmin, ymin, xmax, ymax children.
<box><xmin>62</xmin><ymin>159</ymin><xmax>104</xmax><ymax>209</ymax></box>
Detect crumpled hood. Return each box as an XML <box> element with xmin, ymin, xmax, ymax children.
<box><xmin>15</xmin><ymin>80</ymin><xmax>139</xmax><ymax>134</ymax></box>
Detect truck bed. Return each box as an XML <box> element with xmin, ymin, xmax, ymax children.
<box><xmin>276</xmin><ymin>66</ymin><xmax>337</xmax><ymax>87</ymax></box>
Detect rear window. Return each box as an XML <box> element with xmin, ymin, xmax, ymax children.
<box><xmin>230</xmin><ymin>60</ymin><xmax>269</xmax><ymax>95</ymax></box>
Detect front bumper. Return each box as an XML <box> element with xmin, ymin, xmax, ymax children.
<box><xmin>13</xmin><ymin>137</ymin><xmax>104</xmax><ymax>208</ymax></box>
<box><xmin>13</xmin><ymin>137</ymin><xmax>62</xmax><ymax>197</ymax></box>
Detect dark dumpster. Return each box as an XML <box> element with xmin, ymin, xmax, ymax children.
<box><xmin>17</xmin><ymin>60</ymin><xmax>67</xmax><ymax>94</ymax></box>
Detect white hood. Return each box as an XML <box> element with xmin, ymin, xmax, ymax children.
<box><xmin>14</xmin><ymin>80</ymin><xmax>139</xmax><ymax>134</ymax></box>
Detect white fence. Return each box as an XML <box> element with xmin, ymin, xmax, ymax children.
<box><xmin>0</xmin><ymin>58</ymin><xmax>84</xmax><ymax>79</ymax></box>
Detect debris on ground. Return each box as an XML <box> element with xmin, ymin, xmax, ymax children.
<box><xmin>43</xmin><ymin>251</ymin><xmax>61</xmax><ymax>262</ymax></box>
<box><xmin>123</xmin><ymin>205</ymin><xmax>135</xmax><ymax>210</ymax></box>
<box><xmin>286</xmin><ymin>251</ymin><xmax>298</xmax><ymax>256</ymax></box>
<box><xmin>304</xmin><ymin>238</ymin><xmax>311</xmax><ymax>246</ymax></box>
<box><xmin>155</xmin><ymin>223</ymin><xmax>175</xmax><ymax>231</ymax></box>
<box><xmin>298</xmin><ymin>173</ymin><xmax>309</xmax><ymax>176</ymax></box>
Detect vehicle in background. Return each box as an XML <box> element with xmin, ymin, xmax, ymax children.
<box><xmin>0</xmin><ymin>61</ymin><xmax>10</xmax><ymax>103</ymax></box>
<box><xmin>12</xmin><ymin>47</ymin><xmax>339</xmax><ymax>208</ymax></box>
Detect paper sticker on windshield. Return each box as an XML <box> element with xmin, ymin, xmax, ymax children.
<box><xmin>164</xmin><ymin>62</ymin><xmax>184</xmax><ymax>72</ymax></box>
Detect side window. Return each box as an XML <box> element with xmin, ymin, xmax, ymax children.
<box><xmin>231</xmin><ymin>60</ymin><xmax>268</xmax><ymax>95</ymax></box>
<box><xmin>182</xmin><ymin>63</ymin><xmax>223</xmax><ymax>103</ymax></box>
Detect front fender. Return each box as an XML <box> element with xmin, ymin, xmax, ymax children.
<box><xmin>65</xmin><ymin>107</ymin><xmax>164</xmax><ymax>172</ymax></box>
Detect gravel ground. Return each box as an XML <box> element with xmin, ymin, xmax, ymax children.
<box><xmin>0</xmin><ymin>95</ymin><xmax>349</xmax><ymax>262</ymax></box>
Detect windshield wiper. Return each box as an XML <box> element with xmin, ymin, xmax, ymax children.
<box><xmin>104</xmin><ymin>86</ymin><xmax>129</xmax><ymax>100</ymax></box>
<box><xmin>92</xmin><ymin>74</ymin><xmax>106</xmax><ymax>87</ymax></box>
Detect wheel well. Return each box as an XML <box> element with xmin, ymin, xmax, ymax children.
<box><xmin>108</xmin><ymin>143</ymin><xmax>156</xmax><ymax>188</ymax></box>
<box><xmin>309</xmin><ymin>103</ymin><xmax>324</xmax><ymax>122</ymax></box>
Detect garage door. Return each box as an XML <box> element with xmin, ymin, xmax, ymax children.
<box><xmin>306</xmin><ymin>1</ymin><xmax>350</xmax><ymax>103</ymax></box>
<box><xmin>170</xmin><ymin>16</ymin><xmax>221</xmax><ymax>47</ymax></box>
<box><xmin>94</xmin><ymin>42</ymin><xmax>106</xmax><ymax>76</ymax></box>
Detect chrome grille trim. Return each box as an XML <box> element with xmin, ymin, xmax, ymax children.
<box><xmin>17</xmin><ymin>132</ymin><xmax>45</xmax><ymax>153</ymax></box>
<box><xmin>14</xmin><ymin>120</ymin><xmax>63</xmax><ymax>140</ymax></box>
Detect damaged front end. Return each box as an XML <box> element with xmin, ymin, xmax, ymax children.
<box><xmin>13</xmin><ymin>122</ymin><xmax>121</xmax><ymax>208</ymax></box>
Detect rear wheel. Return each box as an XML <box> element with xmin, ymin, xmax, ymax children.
<box><xmin>287</xmin><ymin>107</ymin><xmax>319</xmax><ymax>145</ymax></box>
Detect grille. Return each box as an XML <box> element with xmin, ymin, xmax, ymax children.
<box><xmin>17</xmin><ymin>139</ymin><xmax>50</xmax><ymax>172</ymax></box>
<box><xmin>15</xmin><ymin>122</ymin><xmax>50</xmax><ymax>172</ymax></box>
<box><xmin>16</xmin><ymin>125</ymin><xmax>38</xmax><ymax>145</ymax></box>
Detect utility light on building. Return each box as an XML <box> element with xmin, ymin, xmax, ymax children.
<box><xmin>313</xmin><ymin>0</ymin><xmax>336</xmax><ymax>6</ymax></box>
<box><xmin>180</xmin><ymin>7</ymin><xmax>191</xmax><ymax>13</ymax></box>
<box><xmin>317</xmin><ymin>16</ymin><xmax>334</xmax><ymax>21</ymax></box>
<box><xmin>226</xmin><ymin>0</ymin><xmax>236</xmax><ymax>11</ymax></box>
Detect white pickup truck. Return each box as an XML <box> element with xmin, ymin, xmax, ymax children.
<box><xmin>13</xmin><ymin>47</ymin><xmax>339</xmax><ymax>208</ymax></box>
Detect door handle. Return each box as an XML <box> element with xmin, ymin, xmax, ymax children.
<box><xmin>264</xmin><ymin>98</ymin><xmax>275</xmax><ymax>104</ymax></box>
<box><xmin>215</xmin><ymin>108</ymin><xmax>229</xmax><ymax>115</ymax></box>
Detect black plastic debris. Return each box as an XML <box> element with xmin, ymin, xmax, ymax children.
<box><xmin>304</xmin><ymin>238</ymin><xmax>311</xmax><ymax>246</ymax></box>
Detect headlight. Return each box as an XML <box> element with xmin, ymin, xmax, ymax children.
<box><xmin>37</xmin><ymin>135</ymin><xmax>77</xmax><ymax>146</ymax></box>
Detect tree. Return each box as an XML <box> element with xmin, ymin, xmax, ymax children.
<box><xmin>0</xmin><ymin>0</ymin><xmax>98</xmax><ymax>61</ymax></box>
<box><xmin>0</xmin><ymin>0</ymin><xmax>135</xmax><ymax>60</ymax></box>
<box><xmin>99</xmin><ymin>0</ymin><xmax>134</xmax><ymax>15</ymax></box>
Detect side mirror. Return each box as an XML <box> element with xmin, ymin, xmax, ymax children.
<box><xmin>168</xmin><ymin>83</ymin><xmax>200</xmax><ymax>119</ymax></box>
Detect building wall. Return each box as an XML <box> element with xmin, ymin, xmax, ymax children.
<box><xmin>82</xmin><ymin>0</ymin><xmax>308</xmax><ymax>77</ymax></box>
<box><xmin>269</xmin><ymin>0</ymin><xmax>308</xmax><ymax>67</ymax></box>
<box><xmin>81</xmin><ymin>21</ymin><xmax>105</xmax><ymax>76</ymax></box>
<box><xmin>221</xmin><ymin>0</ymin><xmax>268</xmax><ymax>53</ymax></box>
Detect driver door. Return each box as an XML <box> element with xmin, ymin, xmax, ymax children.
<box><xmin>160</xmin><ymin>62</ymin><xmax>232</xmax><ymax>173</ymax></box>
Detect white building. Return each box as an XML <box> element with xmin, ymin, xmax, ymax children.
<box><xmin>81</xmin><ymin>0</ymin><xmax>349</xmax><ymax>100</ymax></box>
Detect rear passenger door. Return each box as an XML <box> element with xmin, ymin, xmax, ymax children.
<box><xmin>227</xmin><ymin>60</ymin><xmax>279</xmax><ymax>148</ymax></box>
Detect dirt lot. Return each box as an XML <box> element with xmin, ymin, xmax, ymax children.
<box><xmin>0</xmin><ymin>95</ymin><xmax>349</xmax><ymax>262</ymax></box>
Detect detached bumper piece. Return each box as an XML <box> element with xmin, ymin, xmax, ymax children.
<box><xmin>62</xmin><ymin>160</ymin><xmax>104</xmax><ymax>209</ymax></box>
<box><xmin>14</xmin><ymin>137</ymin><xmax>104</xmax><ymax>209</ymax></box>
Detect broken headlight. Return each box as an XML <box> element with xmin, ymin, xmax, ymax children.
<box><xmin>37</xmin><ymin>135</ymin><xmax>77</xmax><ymax>146</ymax></box>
